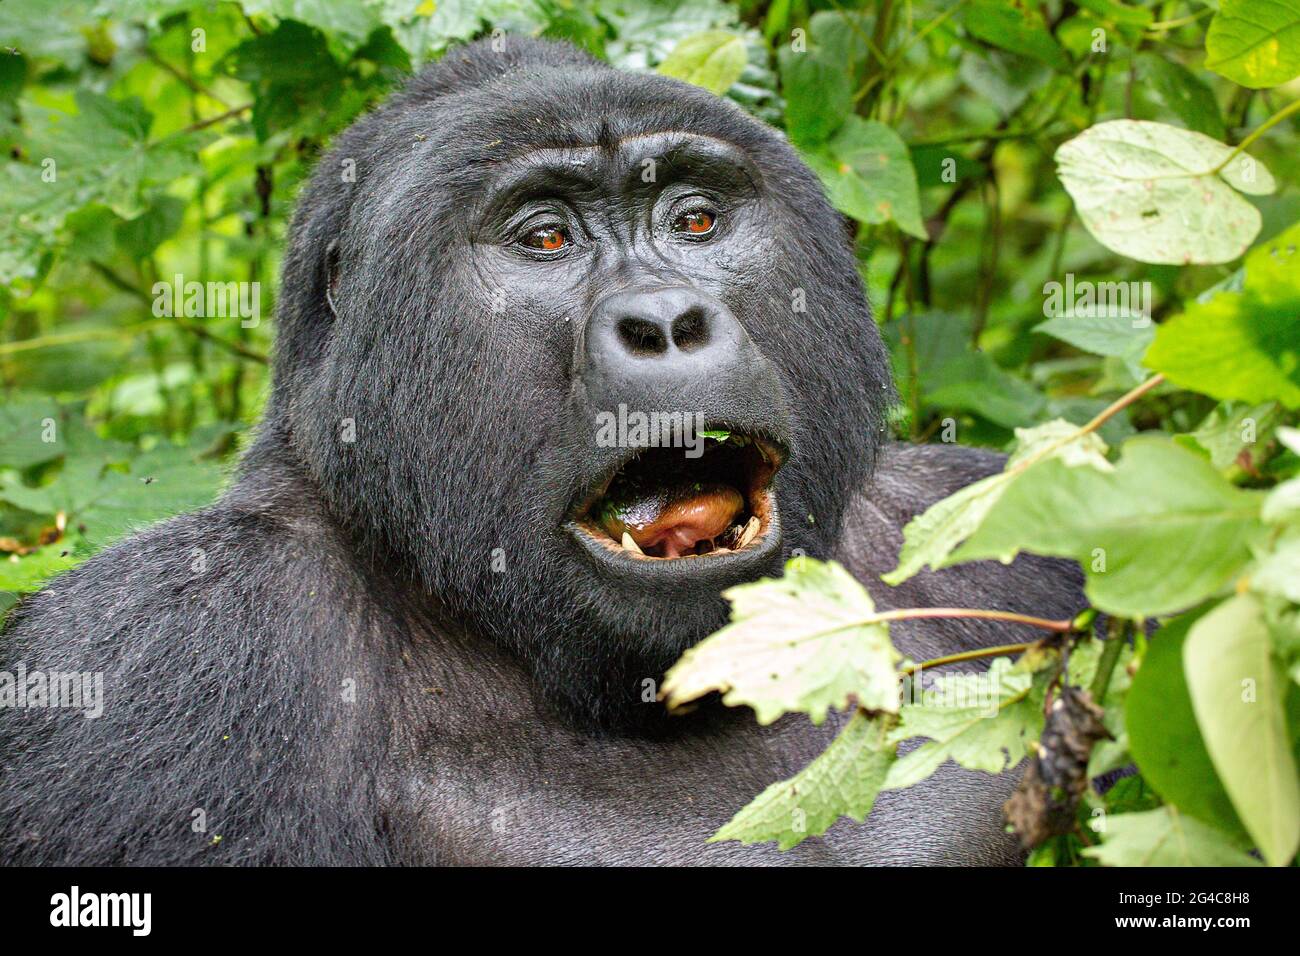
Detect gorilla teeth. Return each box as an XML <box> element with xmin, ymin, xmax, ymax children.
<box><xmin>620</xmin><ymin>532</ymin><xmax>644</xmax><ymax>555</ymax></box>
<box><xmin>738</xmin><ymin>516</ymin><xmax>760</xmax><ymax>549</ymax></box>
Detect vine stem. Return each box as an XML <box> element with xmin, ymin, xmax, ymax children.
<box><xmin>901</xmin><ymin>641</ymin><xmax>1033</xmax><ymax>676</ymax></box>
<box><xmin>1090</xmin><ymin>618</ymin><xmax>1133</xmax><ymax>701</ymax></box>
<box><xmin>1081</xmin><ymin>372</ymin><xmax>1164</xmax><ymax>435</ymax></box>
<box><xmin>1212</xmin><ymin>95</ymin><xmax>1300</xmax><ymax>174</ymax></box>
<box><xmin>868</xmin><ymin>607</ymin><xmax>1075</xmax><ymax>632</ymax></box>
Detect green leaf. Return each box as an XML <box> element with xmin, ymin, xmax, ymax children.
<box><xmin>952</xmin><ymin>436</ymin><xmax>1264</xmax><ymax>617</ymax></box>
<box><xmin>884</xmin><ymin>419</ymin><xmax>1112</xmax><ymax>586</ymax></box>
<box><xmin>115</xmin><ymin>195</ymin><xmax>186</xmax><ymax>259</ymax></box>
<box><xmin>1177</xmin><ymin>402</ymin><xmax>1281</xmax><ymax>472</ymax></box>
<box><xmin>238</xmin><ymin>0</ymin><xmax>384</xmax><ymax>53</ymax></box>
<box><xmin>963</xmin><ymin>0</ymin><xmax>1070</xmax><ymax>71</ymax></box>
<box><xmin>777</xmin><ymin>47</ymin><xmax>851</xmax><ymax>147</ymax></box>
<box><xmin>1145</xmin><ymin>221</ymin><xmax>1300</xmax><ymax>407</ymax></box>
<box><xmin>0</xmin><ymin>90</ymin><xmax>199</xmax><ymax>283</ymax></box>
<box><xmin>0</xmin><ymin>539</ymin><xmax>80</xmax><ymax>594</ymax></box>
<box><xmin>1083</xmin><ymin>807</ymin><xmax>1263</xmax><ymax>866</ymax></box>
<box><xmin>711</xmin><ymin>710</ymin><xmax>896</xmax><ymax>850</ymax></box>
<box><xmin>1206</xmin><ymin>0</ymin><xmax>1300</xmax><ymax>88</ymax></box>
<box><xmin>1055</xmin><ymin>119</ymin><xmax>1276</xmax><ymax>265</ymax></box>
<box><xmin>657</xmin><ymin>30</ymin><xmax>748</xmax><ymax>95</ymax></box>
<box><xmin>0</xmin><ymin>442</ymin><xmax>224</xmax><ymax>550</ymax></box>
<box><xmin>1127</xmin><ymin>609</ymin><xmax>1249</xmax><ymax>840</ymax></box>
<box><xmin>1184</xmin><ymin>593</ymin><xmax>1300</xmax><ymax>866</ymax></box>
<box><xmin>1135</xmin><ymin>52</ymin><xmax>1225</xmax><ymax>139</ymax></box>
<box><xmin>803</xmin><ymin>117</ymin><xmax>927</xmax><ymax>239</ymax></box>
<box><xmin>0</xmin><ymin>396</ymin><xmax>61</xmax><ymax>469</ymax></box>
<box><xmin>1034</xmin><ymin>311</ymin><xmax>1155</xmax><ymax>362</ymax></box>
<box><xmin>884</xmin><ymin>659</ymin><xmax>1042</xmax><ymax>789</ymax></box>
<box><xmin>661</xmin><ymin>557</ymin><xmax>900</xmax><ymax>725</ymax></box>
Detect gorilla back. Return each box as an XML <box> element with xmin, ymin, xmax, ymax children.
<box><xmin>0</xmin><ymin>38</ymin><xmax>1082</xmax><ymax>865</ymax></box>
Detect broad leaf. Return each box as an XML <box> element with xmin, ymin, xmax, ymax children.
<box><xmin>1135</xmin><ymin>52</ymin><xmax>1225</xmax><ymax>139</ymax></box>
<box><xmin>1184</xmin><ymin>593</ymin><xmax>1300</xmax><ymax>866</ymax></box>
<box><xmin>1145</xmin><ymin>221</ymin><xmax>1300</xmax><ymax>407</ymax></box>
<box><xmin>1084</xmin><ymin>807</ymin><xmax>1262</xmax><ymax>866</ymax></box>
<box><xmin>661</xmin><ymin>558</ymin><xmax>900</xmax><ymax>725</ymax></box>
<box><xmin>777</xmin><ymin>47</ymin><xmax>851</xmax><ymax>147</ymax></box>
<box><xmin>712</xmin><ymin>710</ymin><xmax>895</xmax><ymax>850</ymax></box>
<box><xmin>951</xmin><ymin>437</ymin><xmax>1264</xmax><ymax>617</ymax></box>
<box><xmin>1127</xmin><ymin>610</ymin><xmax>1248</xmax><ymax>839</ymax></box>
<box><xmin>884</xmin><ymin>419</ymin><xmax>1111</xmax><ymax>586</ymax></box>
<box><xmin>884</xmin><ymin>659</ymin><xmax>1042</xmax><ymax>789</ymax></box>
<box><xmin>1206</xmin><ymin>0</ymin><xmax>1300</xmax><ymax>88</ymax></box>
<box><xmin>963</xmin><ymin>0</ymin><xmax>1069</xmax><ymax>71</ymax></box>
<box><xmin>1034</xmin><ymin>312</ymin><xmax>1155</xmax><ymax>362</ymax></box>
<box><xmin>1055</xmin><ymin>119</ymin><xmax>1275</xmax><ymax>264</ymax></box>
<box><xmin>803</xmin><ymin>117</ymin><xmax>927</xmax><ymax>239</ymax></box>
<box><xmin>657</xmin><ymin>30</ymin><xmax>748</xmax><ymax>94</ymax></box>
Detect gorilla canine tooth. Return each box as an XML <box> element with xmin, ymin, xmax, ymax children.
<box><xmin>738</xmin><ymin>516</ymin><xmax>760</xmax><ymax>548</ymax></box>
<box><xmin>620</xmin><ymin>531</ymin><xmax>644</xmax><ymax>555</ymax></box>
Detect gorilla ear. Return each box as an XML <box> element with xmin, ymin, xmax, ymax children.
<box><xmin>324</xmin><ymin>238</ymin><xmax>341</xmax><ymax>320</ymax></box>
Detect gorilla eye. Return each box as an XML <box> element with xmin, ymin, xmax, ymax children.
<box><xmin>674</xmin><ymin>209</ymin><xmax>717</xmax><ymax>239</ymax></box>
<box><xmin>521</xmin><ymin>225</ymin><xmax>568</xmax><ymax>251</ymax></box>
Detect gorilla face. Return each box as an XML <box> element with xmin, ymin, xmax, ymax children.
<box><xmin>277</xmin><ymin>42</ymin><xmax>893</xmax><ymax>726</ymax></box>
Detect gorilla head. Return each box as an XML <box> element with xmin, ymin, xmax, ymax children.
<box><xmin>267</xmin><ymin>38</ymin><xmax>893</xmax><ymax>727</ymax></box>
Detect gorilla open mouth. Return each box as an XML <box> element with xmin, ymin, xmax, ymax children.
<box><xmin>569</xmin><ymin>433</ymin><xmax>785</xmax><ymax>561</ymax></box>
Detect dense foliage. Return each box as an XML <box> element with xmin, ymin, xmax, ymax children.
<box><xmin>2</xmin><ymin>0</ymin><xmax>1298</xmax><ymax>865</ymax></box>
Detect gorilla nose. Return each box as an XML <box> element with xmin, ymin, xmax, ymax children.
<box><xmin>584</xmin><ymin>287</ymin><xmax>749</xmax><ymax>387</ymax></box>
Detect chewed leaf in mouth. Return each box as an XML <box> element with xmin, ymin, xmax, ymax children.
<box><xmin>574</xmin><ymin>433</ymin><xmax>784</xmax><ymax>560</ymax></box>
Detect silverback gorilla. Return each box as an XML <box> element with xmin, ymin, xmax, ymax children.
<box><xmin>0</xmin><ymin>38</ymin><xmax>1082</xmax><ymax>865</ymax></box>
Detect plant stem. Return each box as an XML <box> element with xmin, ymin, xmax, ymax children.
<box><xmin>902</xmin><ymin>641</ymin><xmax>1033</xmax><ymax>676</ymax></box>
<box><xmin>869</xmin><ymin>607</ymin><xmax>1076</xmax><ymax>631</ymax></box>
<box><xmin>1081</xmin><ymin>373</ymin><xmax>1164</xmax><ymax>435</ymax></box>
<box><xmin>1213</xmin><ymin>95</ymin><xmax>1300</xmax><ymax>173</ymax></box>
<box><xmin>1089</xmin><ymin>618</ymin><xmax>1132</xmax><ymax>701</ymax></box>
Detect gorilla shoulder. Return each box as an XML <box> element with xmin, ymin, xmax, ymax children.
<box><xmin>835</xmin><ymin>441</ymin><xmax>1084</xmax><ymax>661</ymax></box>
<box><xmin>0</xmin><ymin>462</ymin><xmax>397</xmax><ymax>865</ymax></box>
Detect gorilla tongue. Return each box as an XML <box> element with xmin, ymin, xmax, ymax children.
<box><xmin>598</xmin><ymin>482</ymin><xmax>745</xmax><ymax>558</ymax></box>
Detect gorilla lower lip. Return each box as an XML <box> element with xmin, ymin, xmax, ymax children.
<box><xmin>573</xmin><ymin>434</ymin><xmax>783</xmax><ymax>561</ymax></box>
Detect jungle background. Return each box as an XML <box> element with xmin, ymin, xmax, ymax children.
<box><xmin>2</xmin><ymin>0</ymin><xmax>1299</xmax><ymax>866</ymax></box>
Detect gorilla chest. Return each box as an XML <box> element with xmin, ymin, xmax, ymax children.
<box><xmin>396</xmin><ymin>704</ymin><xmax>900</xmax><ymax>865</ymax></box>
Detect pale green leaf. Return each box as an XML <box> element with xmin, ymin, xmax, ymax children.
<box><xmin>712</xmin><ymin>710</ymin><xmax>895</xmax><ymax>850</ymax></box>
<box><xmin>884</xmin><ymin>420</ymin><xmax>1111</xmax><ymax>586</ymax></box>
<box><xmin>657</xmin><ymin>30</ymin><xmax>748</xmax><ymax>95</ymax></box>
<box><xmin>1055</xmin><ymin>119</ymin><xmax>1275</xmax><ymax>265</ymax></box>
<box><xmin>884</xmin><ymin>659</ymin><xmax>1042</xmax><ymax>789</ymax></box>
<box><xmin>661</xmin><ymin>557</ymin><xmax>900</xmax><ymax>725</ymax></box>
<box><xmin>1083</xmin><ymin>807</ymin><xmax>1263</xmax><ymax>866</ymax></box>
<box><xmin>1185</xmin><ymin>593</ymin><xmax>1300</xmax><ymax>865</ymax></box>
<box><xmin>951</xmin><ymin>437</ymin><xmax>1264</xmax><ymax>617</ymax></box>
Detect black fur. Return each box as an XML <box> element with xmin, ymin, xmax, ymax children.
<box><xmin>0</xmin><ymin>38</ymin><xmax>1082</xmax><ymax>865</ymax></box>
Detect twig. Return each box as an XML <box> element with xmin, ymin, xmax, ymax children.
<box><xmin>902</xmin><ymin>641</ymin><xmax>1033</xmax><ymax>676</ymax></box>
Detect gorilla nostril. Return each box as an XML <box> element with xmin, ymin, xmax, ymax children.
<box><xmin>671</xmin><ymin>307</ymin><xmax>710</xmax><ymax>353</ymax></box>
<box><xmin>617</xmin><ymin>317</ymin><xmax>668</xmax><ymax>357</ymax></box>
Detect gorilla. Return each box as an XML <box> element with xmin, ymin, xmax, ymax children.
<box><xmin>0</xmin><ymin>38</ymin><xmax>1081</xmax><ymax>865</ymax></box>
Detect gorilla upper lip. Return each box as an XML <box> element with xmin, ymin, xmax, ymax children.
<box><xmin>568</xmin><ymin>431</ymin><xmax>786</xmax><ymax>563</ymax></box>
